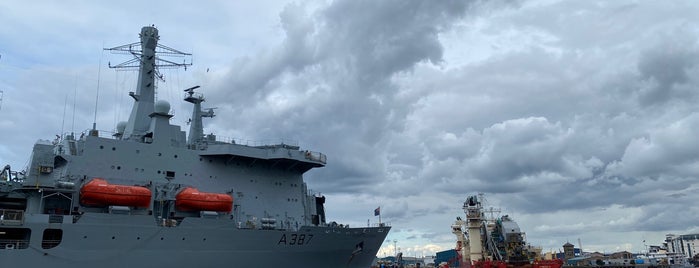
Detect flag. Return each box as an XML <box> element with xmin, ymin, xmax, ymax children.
<box><xmin>374</xmin><ymin>207</ymin><xmax>380</xmax><ymax>216</ymax></box>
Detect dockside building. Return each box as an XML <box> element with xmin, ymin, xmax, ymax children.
<box><xmin>666</xmin><ymin>234</ymin><xmax>699</xmax><ymax>259</ymax></box>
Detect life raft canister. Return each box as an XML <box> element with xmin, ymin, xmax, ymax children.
<box><xmin>80</xmin><ymin>178</ymin><xmax>151</xmax><ymax>208</ymax></box>
<box><xmin>175</xmin><ymin>187</ymin><xmax>233</xmax><ymax>212</ymax></box>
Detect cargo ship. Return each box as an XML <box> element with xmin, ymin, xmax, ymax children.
<box><xmin>0</xmin><ymin>25</ymin><xmax>390</xmax><ymax>267</ymax></box>
<box><xmin>448</xmin><ymin>194</ymin><xmax>562</xmax><ymax>268</ymax></box>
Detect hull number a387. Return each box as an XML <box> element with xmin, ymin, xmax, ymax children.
<box><xmin>278</xmin><ymin>233</ymin><xmax>314</xmax><ymax>245</ymax></box>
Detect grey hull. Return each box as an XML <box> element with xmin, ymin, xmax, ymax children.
<box><xmin>3</xmin><ymin>213</ymin><xmax>389</xmax><ymax>268</ymax></box>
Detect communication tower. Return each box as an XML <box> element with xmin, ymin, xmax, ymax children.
<box><xmin>104</xmin><ymin>25</ymin><xmax>192</xmax><ymax>140</ymax></box>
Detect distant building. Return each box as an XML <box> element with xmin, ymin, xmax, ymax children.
<box><xmin>435</xmin><ymin>249</ymin><xmax>460</xmax><ymax>267</ymax></box>
<box><xmin>555</xmin><ymin>248</ymin><xmax>581</xmax><ymax>260</ymax></box>
<box><xmin>649</xmin><ymin>245</ymin><xmax>666</xmax><ymax>254</ymax></box>
<box><xmin>666</xmin><ymin>233</ymin><xmax>699</xmax><ymax>259</ymax></box>
<box><xmin>563</xmin><ymin>242</ymin><xmax>576</xmax><ymax>260</ymax></box>
<box><xmin>610</xmin><ymin>251</ymin><xmax>633</xmax><ymax>260</ymax></box>
<box><xmin>423</xmin><ymin>255</ymin><xmax>436</xmax><ymax>266</ymax></box>
<box><xmin>375</xmin><ymin>255</ymin><xmax>428</xmax><ymax>267</ymax></box>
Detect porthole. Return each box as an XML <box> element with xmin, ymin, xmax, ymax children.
<box><xmin>112</xmin><ymin>147</ymin><xmax>116</xmax><ymax>151</ymax></box>
<box><xmin>99</xmin><ymin>145</ymin><xmax>104</xmax><ymax>149</ymax></box>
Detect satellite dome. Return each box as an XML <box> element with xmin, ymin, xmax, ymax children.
<box><xmin>154</xmin><ymin>100</ymin><xmax>170</xmax><ymax>114</ymax></box>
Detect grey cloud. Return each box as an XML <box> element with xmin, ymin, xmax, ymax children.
<box><xmin>207</xmin><ymin>0</ymin><xmax>520</xmax><ymax>193</ymax></box>
<box><xmin>637</xmin><ymin>42</ymin><xmax>699</xmax><ymax>106</ymax></box>
<box><xmin>607</xmin><ymin>113</ymin><xmax>699</xmax><ymax>179</ymax></box>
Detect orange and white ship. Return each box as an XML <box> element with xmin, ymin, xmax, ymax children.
<box><xmin>447</xmin><ymin>194</ymin><xmax>563</xmax><ymax>268</ymax></box>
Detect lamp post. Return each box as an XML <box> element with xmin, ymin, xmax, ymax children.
<box><xmin>393</xmin><ymin>240</ymin><xmax>398</xmax><ymax>256</ymax></box>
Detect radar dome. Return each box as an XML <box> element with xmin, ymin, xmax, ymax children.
<box><xmin>116</xmin><ymin>121</ymin><xmax>127</xmax><ymax>134</ymax></box>
<box><xmin>154</xmin><ymin>100</ymin><xmax>171</xmax><ymax>114</ymax></box>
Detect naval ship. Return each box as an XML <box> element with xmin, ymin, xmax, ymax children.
<box><xmin>0</xmin><ymin>26</ymin><xmax>390</xmax><ymax>267</ymax></box>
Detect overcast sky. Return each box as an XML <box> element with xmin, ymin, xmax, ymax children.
<box><xmin>1</xmin><ymin>0</ymin><xmax>698</xmax><ymax>257</ymax></box>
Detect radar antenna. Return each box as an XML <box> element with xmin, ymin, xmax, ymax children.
<box><xmin>105</xmin><ymin>35</ymin><xmax>192</xmax><ymax>82</ymax></box>
<box><xmin>184</xmin><ymin>85</ymin><xmax>201</xmax><ymax>96</ymax></box>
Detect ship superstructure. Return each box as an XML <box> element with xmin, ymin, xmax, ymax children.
<box><xmin>449</xmin><ymin>194</ymin><xmax>561</xmax><ymax>268</ymax></box>
<box><xmin>0</xmin><ymin>26</ymin><xmax>389</xmax><ymax>268</ymax></box>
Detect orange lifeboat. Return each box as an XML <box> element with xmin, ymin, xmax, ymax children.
<box><xmin>175</xmin><ymin>187</ymin><xmax>233</xmax><ymax>212</ymax></box>
<box><xmin>80</xmin><ymin>178</ymin><xmax>151</xmax><ymax>208</ymax></box>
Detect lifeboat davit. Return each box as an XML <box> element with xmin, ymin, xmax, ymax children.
<box><xmin>175</xmin><ymin>187</ymin><xmax>233</xmax><ymax>212</ymax></box>
<box><xmin>80</xmin><ymin>178</ymin><xmax>152</xmax><ymax>208</ymax></box>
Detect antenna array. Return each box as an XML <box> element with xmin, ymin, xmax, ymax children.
<box><xmin>104</xmin><ymin>41</ymin><xmax>192</xmax><ymax>82</ymax></box>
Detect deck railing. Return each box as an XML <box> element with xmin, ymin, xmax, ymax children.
<box><xmin>41</xmin><ymin>239</ymin><xmax>62</xmax><ymax>249</ymax></box>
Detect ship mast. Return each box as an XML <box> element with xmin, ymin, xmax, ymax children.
<box><xmin>184</xmin><ymin>85</ymin><xmax>215</xmax><ymax>147</ymax></box>
<box><xmin>105</xmin><ymin>25</ymin><xmax>192</xmax><ymax>141</ymax></box>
